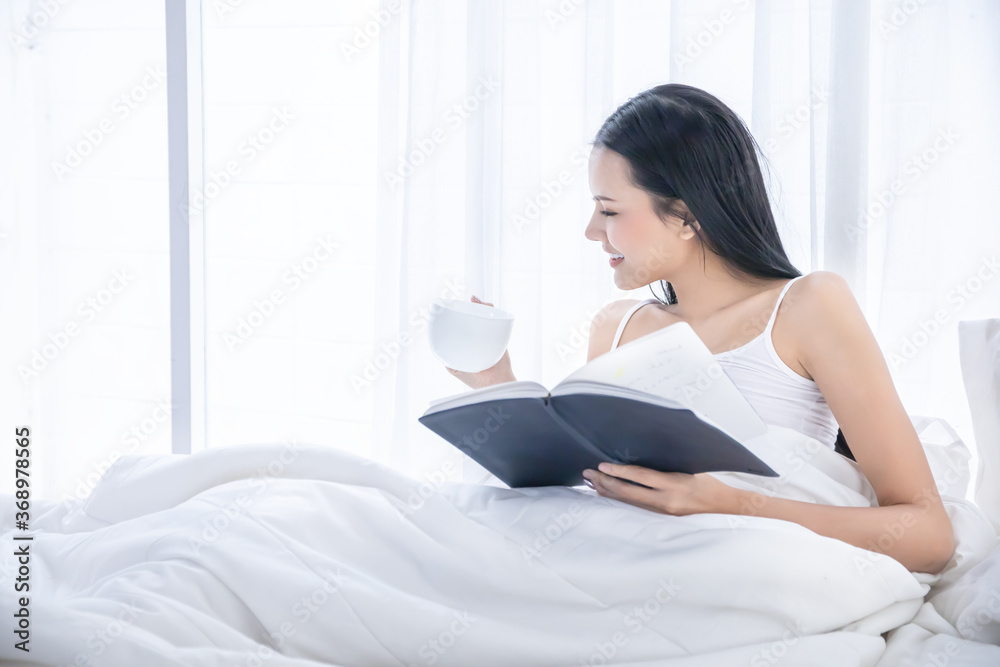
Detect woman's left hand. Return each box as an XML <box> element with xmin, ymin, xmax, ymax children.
<box><xmin>581</xmin><ymin>462</ymin><xmax>740</xmax><ymax>516</ymax></box>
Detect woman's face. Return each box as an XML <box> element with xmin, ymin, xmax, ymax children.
<box><xmin>584</xmin><ymin>146</ymin><xmax>698</xmax><ymax>290</ymax></box>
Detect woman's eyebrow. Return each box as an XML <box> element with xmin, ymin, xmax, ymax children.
<box><xmin>593</xmin><ymin>195</ymin><xmax>617</xmax><ymax>202</ymax></box>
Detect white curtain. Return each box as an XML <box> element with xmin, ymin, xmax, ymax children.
<box><xmin>1</xmin><ymin>1</ymin><xmax>172</xmax><ymax>502</ymax></box>
<box><xmin>3</xmin><ymin>0</ymin><xmax>998</xmax><ymax>501</ymax></box>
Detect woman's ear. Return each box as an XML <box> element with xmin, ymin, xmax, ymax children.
<box><xmin>670</xmin><ymin>199</ymin><xmax>699</xmax><ymax>232</ymax></box>
<box><xmin>679</xmin><ymin>218</ymin><xmax>700</xmax><ymax>239</ymax></box>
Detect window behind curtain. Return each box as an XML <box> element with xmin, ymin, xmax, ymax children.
<box><xmin>200</xmin><ymin>1</ymin><xmax>381</xmax><ymax>455</ymax></box>
<box><xmin>1</xmin><ymin>1</ymin><xmax>171</xmax><ymax>501</ymax></box>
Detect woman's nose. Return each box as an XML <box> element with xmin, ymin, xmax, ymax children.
<box><xmin>584</xmin><ymin>214</ymin><xmax>604</xmax><ymax>241</ymax></box>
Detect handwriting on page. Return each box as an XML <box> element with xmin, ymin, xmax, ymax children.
<box><xmin>615</xmin><ymin>343</ymin><xmax>699</xmax><ymax>401</ymax></box>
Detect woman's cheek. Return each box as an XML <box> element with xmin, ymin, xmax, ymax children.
<box><xmin>607</xmin><ymin>217</ymin><xmax>633</xmax><ymax>249</ymax></box>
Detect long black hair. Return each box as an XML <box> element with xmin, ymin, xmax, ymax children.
<box><xmin>592</xmin><ymin>83</ymin><xmax>855</xmax><ymax>463</ymax></box>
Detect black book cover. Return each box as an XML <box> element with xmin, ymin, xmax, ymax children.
<box><xmin>418</xmin><ymin>392</ymin><xmax>777</xmax><ymax>488</ymax></box>
<box><xmin>419</xmin><ymin>321</ymin><xmax>777</xmax><ymax>488</ymax></box>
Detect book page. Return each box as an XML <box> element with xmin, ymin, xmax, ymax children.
<box><xmin>553</xmin><ymin>322</ymin><xmax>766</xmax><ymax>441</ymax></box>
<box><xmin>422</xmin><ymin>380</ymin><xmax>549</xmax><ymax>414</ymax></box>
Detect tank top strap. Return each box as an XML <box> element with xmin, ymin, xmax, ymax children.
<box><xmin>763</xmin><ymin>276</ymin><xmax>805</xmax><ymax>336</ymax></box>
<box><xmin>611</xmin><ymin>298</ymin><xmax>661</xmax><ymax>350</ymax></box>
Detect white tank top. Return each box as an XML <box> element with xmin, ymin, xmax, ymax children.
<box><xmin>610</xmin><ymin>276</ymin><xmax>840</xmax><ymax>449</ymax></box>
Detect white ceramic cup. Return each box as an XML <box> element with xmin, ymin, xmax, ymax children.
<box><xmin>428</xmin><ymin>298</ymin><xmax>515</xmax><ymax>373</ymax></box>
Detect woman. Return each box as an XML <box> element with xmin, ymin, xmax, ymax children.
<box><xmin>447</xmin><ymin>83</ymin><xmax>955</xmax><ymax>575</ymax></box>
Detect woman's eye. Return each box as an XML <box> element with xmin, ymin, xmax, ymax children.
<box><xmin>600</xmin><ymin>211</ymin><xmax>618</xmax><ymax>217</ymax></box>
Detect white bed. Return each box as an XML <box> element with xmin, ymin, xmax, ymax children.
<box><xmin>2</xmin><ymin>319</ymin><xmax>999</xmax><ymax>666</ymax></box>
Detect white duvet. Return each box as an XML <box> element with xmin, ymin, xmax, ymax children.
<box><xmin>2</xmin><ymin>424</ymin><xmax>999</xmax><ymax>666</ymax></box>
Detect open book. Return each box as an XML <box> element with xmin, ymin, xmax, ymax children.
<box><xmin>418</xmin><ymin>321</ymin><xmax>775</xmax><ymax>488</ymax></box>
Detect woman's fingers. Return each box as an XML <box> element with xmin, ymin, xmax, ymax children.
<box><xmin>472</xmin><ymin>295</ymin><xmax>493</xmax><ymax>306</ymax></box>
<box><xmin>598</xmin><ymin>462</ymin><xmax>663</xmax><ymax>488</ymax></box>
<box><xmin>589</xmin><ymin>473</ymin><xmax>665</xmax><ymax>513</ymax></box>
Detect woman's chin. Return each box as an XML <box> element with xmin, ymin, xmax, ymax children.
<box><xmin>612</xmin><ymin>272</ymin><xmax>635</xmax><ymax>290</ymax></box>
<box><xmin>614</xmin><ymin>272</ymin><xmax>657</xmax><ymax>292</ymax></box>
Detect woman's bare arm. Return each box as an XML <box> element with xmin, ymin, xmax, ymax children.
<box><xmin>722</xmin><ymin>271</ymin><xmax>955</xmax><ymax>574</ymax></box>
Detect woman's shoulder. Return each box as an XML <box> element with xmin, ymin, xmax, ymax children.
<box><xmin>791</xmin><ymin>270</ymin><xmax>849</xmax><ymax>292</ymax></box>
<box><xmin>589</xmin><ymin>298</ymin><xmax>653</xmax><ymax>341</ymax></box>
<box><xmin>587</xmin><ymin>298</ymin><xmax>669</xmax><ymax>362</ymax></box>
<box><xmin>782</xmin><ymin>271</ymin><xmax>855</xmax><ymax>323</ymax></box>
<box><xmin>598</xmin><ymin>297</ymin><xmax>666</xmax><ymax>320</ymax></box>
<box><xmin>778</xmin><ymin>270</ymin><xmax>862</xmax><ymax>357</ymax></box>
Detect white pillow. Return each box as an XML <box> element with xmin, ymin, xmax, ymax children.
<box><xmin>958</xmin><ymin>319</ymin><xmax>1000</xmax><ymax>534</ymax></box>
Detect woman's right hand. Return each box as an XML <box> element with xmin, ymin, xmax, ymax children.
<box><xmin>444</xmin><ymin>296</ymin><xmax>516</xmax><ymax>390</ymax></box>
